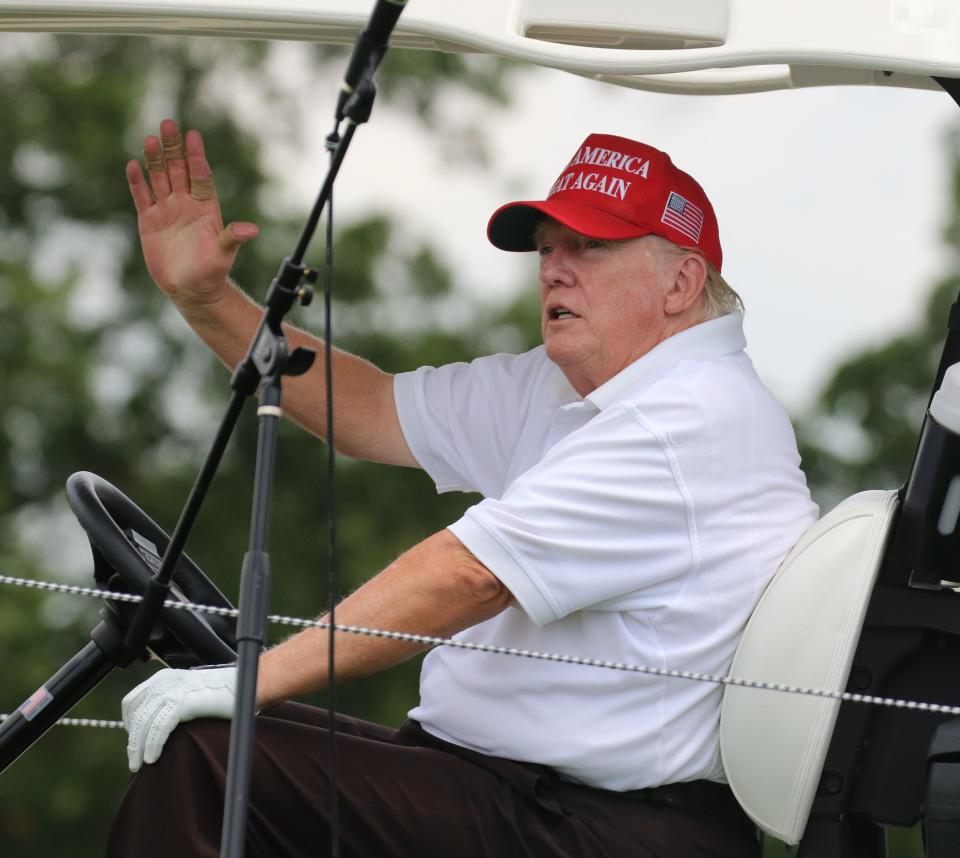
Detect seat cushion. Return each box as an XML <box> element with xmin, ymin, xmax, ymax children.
<box><xmin>719</xmin><ymin>490</ymin><xmax>898</xmax><ymax>843</ymax></box>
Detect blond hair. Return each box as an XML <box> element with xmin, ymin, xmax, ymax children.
<box><xmin>701</xmin><ymin>264</ymin><xmax>744</xmax><ymax>322</ymax></box>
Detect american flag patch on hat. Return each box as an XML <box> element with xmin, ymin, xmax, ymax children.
<box><xmin>19</xmin><ymin>686</ymin><xmax>53</xmax><ymax>722</ymax></box>
<box><xmin>661</xmin><ymin>191</ymin><xmax>704</xmax><ymax>243</ymax></box>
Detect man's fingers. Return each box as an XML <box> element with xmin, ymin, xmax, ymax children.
<box><xmin>143</xmin><ymin>135</ymin><xmax>171</xmax><ymax>199</ymax></box>
<box><xmin>126</xmin><ymin>160</ymin><xmax>155</xmax><ymax>213</ymax></box>
<box><xmin>138</xmin><ymin>122</ymin><xmax>231</xmax><ymax>212</ymax></box>
<box><xmin>143</xmin><ymin>147</ymin><xmax>165</xmax><ymax>173</ymax></box>
<box><xmin>142</xmin><ymin>121</ymin><xmax>208</xmax><ymax>201</ymax></box>
<box><xmin>218</xmin><ymin>222</ymin><xmax>259</xmax><ymax>253</ymax></box>
<box><xmin>125</xmin><ymin>690</ymin><xmax>166</xmax><ymax>772</ymax></box>
<box><xmin>185</xmin><ymin>128</ymin><xmax>213</xmax><ymax>185</ymax></box>
<box><xmin>217</xmin><ymin>227</ymin><xmax>241</xmax><ymax>253</ymax></box>
<box><xmin>160</xmin><ymin>121</ymin><xmax>185</xmax><ymax>160</ymax></box>
<box><xmin>121</xmin><ymin>674</ymin><xmax>155</xmax><ymax>727</ymax></box>
<box><xmin>143</xmin><ymin>700</ymin><xmax>179</xmax><ymax>767</ymax></box>
<box><xmin>190</xmin><ymin>175</ymin><xmax>217</xmax><ymax>202</ymax></box>
<box><xmin>160</xmin><ymin>119</ymin><xmax>189</xmax><ymax>194</ymax></box>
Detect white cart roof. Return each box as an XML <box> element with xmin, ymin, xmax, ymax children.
<box><xmin>1</xmin><ymin>0</ymin><xmax>957</xmax><ymax>95</ymax></box>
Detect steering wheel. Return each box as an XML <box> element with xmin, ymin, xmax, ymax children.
<box><xmin>65</xmin><ymin>471</ymin><xmax>237</xmax><ymax>668</ymax></box>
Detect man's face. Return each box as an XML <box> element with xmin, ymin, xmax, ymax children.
<box><xmin>536</xmin><ymin>219</ymin><xmax>684</xmax><ymax>396</ymax></box>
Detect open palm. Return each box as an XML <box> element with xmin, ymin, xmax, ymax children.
<box><xmin>126</xmin><ymin>119</ymin><xmax>258</xmax><ymax>308</ymax></box>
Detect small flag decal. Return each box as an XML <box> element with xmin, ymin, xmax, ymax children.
<box><xmin>19</xmin><ymin>686</ymin><xmax>54</xmax><ymax>722</ymax></box>
<box><xmin>661</xmin><ymin>191</ymin><xmax>705</xmax><ymax>243</ymax></box>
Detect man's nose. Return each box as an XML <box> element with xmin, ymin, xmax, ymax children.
<box><xmin>539</xmin><ymin>249</ymin><xmax>575</xmax><ymax>288</ymax></box>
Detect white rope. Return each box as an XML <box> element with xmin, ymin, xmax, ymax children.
<box><xmin>3</xmin><ymin>571</ymin><xmax>960</xmax><ymax>728</ymax></box>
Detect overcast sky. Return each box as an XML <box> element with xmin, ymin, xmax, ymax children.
<box><xmin>274</xmin><ymin>61</ymin><xmax>960</xmax><ymax>413</ymax></box>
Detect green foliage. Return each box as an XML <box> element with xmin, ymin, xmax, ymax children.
<box><xmin>0</xmin><ymin>32</ymin><xmax>522</xmax><ymax>856</ymax></box>
<box><xmin>795</xmin><ymin>127</ymin><xmax>960</xmax><ymax>512</ymax></box>
<box><xmin>406</xmin><ymin>244</ymin><xmax>453</xmax><ymax>298</ymax></box>
<box><xmin>331</xmin><ymin>214</ymin><xmax>391</xmax><ymax>302</ymax></box>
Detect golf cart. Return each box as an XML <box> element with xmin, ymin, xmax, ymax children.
<box><xmin>2</xmin><ymin>3</ymin><xmax>960</xmax><ymax>856</ymax></box>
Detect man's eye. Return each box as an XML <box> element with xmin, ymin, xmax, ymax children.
<box><xmin>538</xmin><ymin>245</ymin><xmax>553</xmax><ymax>256</ymax></box>
<box><xmin>584</xmin><ymin>239</ymin><xmax>608</xmax><ymax>250</ymax></box>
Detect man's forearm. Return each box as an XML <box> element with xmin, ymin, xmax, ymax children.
<box><xmin>174</xmin><ymin>280</ymin><xmax>417</xmax><ymax>466</ymax></box>
<box><xmin>255</xmin><ymin>530</ymin><xmax>512</xmax><ymax>709</ymax></box>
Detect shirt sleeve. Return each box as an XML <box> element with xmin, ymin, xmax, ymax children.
<box><xmin>393</xmin><ymin>349</ymin><xmax>551</xmax><ymax>497</ymax></box>
<box><xmin>449</xmin><ymin>403</ymin><xmax>695</xmax><ymax>626</ymax></box>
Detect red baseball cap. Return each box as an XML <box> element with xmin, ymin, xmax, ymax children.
<box><xmin>487</xmin><ymin>133</ymin><xmax>722</xmax><ymax>271</ymax></box>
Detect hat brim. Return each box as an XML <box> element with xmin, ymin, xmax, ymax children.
<box><xmin>487</xmin><ymin>200</ymin><xmax>655</xmax><ymax>252</ymax></box>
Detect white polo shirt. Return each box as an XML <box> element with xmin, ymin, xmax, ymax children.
<box><xmin>394</xmin><ymin>312</ymin><xmax>818</xmax><ymax>791</ymax></box>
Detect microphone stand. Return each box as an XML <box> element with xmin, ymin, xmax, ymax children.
<box><xmin>111</xmin><ymin>45</ymin><xmax>389</xmax><ymax>858</ymax></box>
<box><xmin>118</xmin><ymin>0</ymin><xmax>406</xmax><ymax>674</ymax></box>
<box><xmin>114</xmin><ymin>0</ymin><xmax>406</xmax><ymax>850</ymax></box>
<box><xmin>220</xmin><ymin>76</ymin><xmax>376</xmax><ymax>858</ymax></box>
<box><xmin>220</xmin><ymin>79</ymin><xmax>381</xmax><ymax>858</ymax></box>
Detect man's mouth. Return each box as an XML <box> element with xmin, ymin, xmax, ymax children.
<box><xmin>550</xmin><ymin>308</ymin><xmax>579</xmax><ymax>320</ymax></box>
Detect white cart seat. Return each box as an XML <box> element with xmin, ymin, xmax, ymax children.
<box><xmin>720</xmin><ymin>489</ymin><xmax>899</xmax><ymax>844</ymax></box>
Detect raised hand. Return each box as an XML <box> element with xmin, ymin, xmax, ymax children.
<box><xmin>126</xmin><ymin>118</ymin><xmax>259</xmax><ymax>312</ymax></box>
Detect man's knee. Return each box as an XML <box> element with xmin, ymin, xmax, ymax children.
<box><xmin>145</xmin><ymin>718</ymin><xmax>231</xmax><ymax>784</ymax></box>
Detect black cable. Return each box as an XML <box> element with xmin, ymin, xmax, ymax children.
<box><xmin>323</xmin><ymin>130</ymin><xmax>341</xmax><ymax>858</ymax></box>
<box><xmin>317</xmin><ymin>8</ymin><xmax>406</xmax><ymax>851</ymax></box>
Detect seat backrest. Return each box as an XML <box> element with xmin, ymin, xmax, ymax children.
<box><xmin>719</xmin><ymin>489</ymin><xmax>899</xmax><ymax>844</ymax></box>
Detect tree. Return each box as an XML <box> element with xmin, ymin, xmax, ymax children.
<box><xmin>795</xmin><ymin>128</ymin><xmax>960</xmax><ymax>512</ymax></box>
<box><xmin>0</xmin><ymin>33</ymin><xmax>523</xmax><ymax>855</ymax></box>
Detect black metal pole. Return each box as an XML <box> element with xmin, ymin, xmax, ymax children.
<box><xmin>120</xmin><ymin>391</ymin><xmax>247</xmax><ymax>657</ymax></box>
<box><xmin>212</xmin><ymin>32</ymin><xmax>390</xmax><ymax>857</ymax></box>
<box><xmin>0</xmin><ymin>635</ymin><xmax>115</xmax><ymax>774</ymax></box>
<box><xmin>220</xmin><ymin>374</ymin><xmax>283</xmax><ymax>858</ymax></box>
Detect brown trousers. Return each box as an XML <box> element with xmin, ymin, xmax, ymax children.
<box><xmin>106</xmin><ymin>703</ymin><xmax>760</xmax><ymax>858</ymax></box>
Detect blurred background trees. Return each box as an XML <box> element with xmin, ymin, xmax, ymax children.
<box><xmin>0</xmin><ymin>28</ymin><xmax>955</xmax><ymax>858</ymax></box>
<box><xmin>0</xmin><ymin>33</ymin><xmax>529</xmax><ymax>854</ymax></box>
<box><xmin>794</xmin><ymin>125</ymin><xmax>960</xmax><ymax>510</ymax></box>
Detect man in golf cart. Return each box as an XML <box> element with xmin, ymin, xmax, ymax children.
<box><xmin>108</xmin><ymin>119</ymin><xmax>817</xmax><ymax>857</ymax></box>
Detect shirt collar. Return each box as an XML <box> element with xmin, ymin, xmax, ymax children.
<box><xmin>585</xmin><ymin>311</ymin><xmax>748</xmax><ymax>411</ymax></box>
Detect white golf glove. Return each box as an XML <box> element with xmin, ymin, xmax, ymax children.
<box><xmin>122</xmin><ymin>665</ymin><xmax>236</xmax><ymax>772</ymax></box>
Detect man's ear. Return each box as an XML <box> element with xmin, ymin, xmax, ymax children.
<box><xmin>664</xmin><ymin>253</ymin><xmax>708</xmax><ymax>316</ymax></box>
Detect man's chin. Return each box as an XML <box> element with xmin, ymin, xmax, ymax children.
<box><xmin>545</xmin><ymin>342</ymin><xmax>584</xmax><ymax>371</ymax></box>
